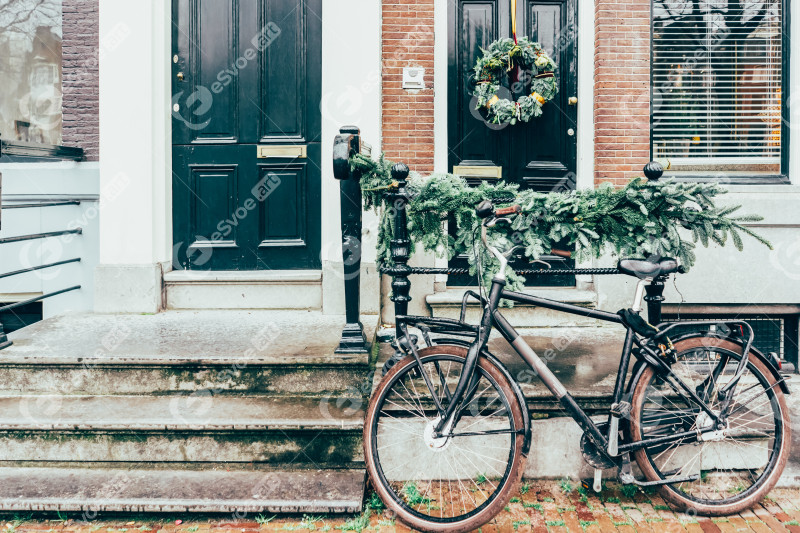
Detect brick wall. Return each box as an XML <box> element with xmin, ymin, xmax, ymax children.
<box><xmin>593</xmin><ymin>0</ymin><xmax>651</xmax><ymax>185</ymax></box>
<box><xmin>61</xmin><ymin>0</ymin><xmax>100</xmax><ymax>161</ymax></box>
<box><xmin>381</xmin><ymin>0</ymin><xmax>435</xmax><ymax>174</ymax></box>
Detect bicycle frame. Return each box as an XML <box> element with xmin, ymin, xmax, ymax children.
<box><xmin>398</xmin><ymin>275</ymin><xmax>756</xmax><ymax>463</ymax></box>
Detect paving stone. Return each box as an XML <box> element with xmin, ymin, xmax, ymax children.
<box><xmin>753</xmin><ymin>504</ymin><xmax>790</xmax><ymax>532</ymax></box>
<box><xmin>697</xmin><ymin>518</ymin><xmax>722</xmax><ymax>533</ymax></box>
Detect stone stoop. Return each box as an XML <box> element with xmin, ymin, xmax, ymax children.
<box><xmin>0</xmin><ymin>310</ymin><xmax>377</xmax><ymax>513</ymax></box>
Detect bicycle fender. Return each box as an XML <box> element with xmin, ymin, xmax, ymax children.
<box><xmin>669</xmin><ymin>331</ymin><xmax>790</xmax><ymax>395</ymax></box>
<box><xmin>431</xmin><ymin>338</ymin><xmax>532</xmax><ymax>456</ymax></box>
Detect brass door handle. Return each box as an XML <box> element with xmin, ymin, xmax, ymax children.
<box><xmin>568</xmin><ymin>96</ymin><xmax>578</xmax><ymax>105</ymax></box>
<box><xmin>177</xmin><ymin>72</ymin><xmax>185</xmax><ymax>81</ymax></box>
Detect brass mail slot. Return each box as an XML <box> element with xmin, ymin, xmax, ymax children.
<box><xmin>453</xmin><ymin>165</ymin><xmax>502</xmax><ymax>180</ymax></box>
<box><xmin>257</xmin><ymin>145</ymin><xmax>307</xmax><ymax>159</ymax></box>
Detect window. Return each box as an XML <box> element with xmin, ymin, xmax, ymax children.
<box><xmin>652</xmin><ymin>0</ymin><xmax>786</xmax><ymax>177</ymax></box>
<box><xmin>0</xmin><ymin>0</ymin><xmax>62</xmax><ymax>145</ymax></box>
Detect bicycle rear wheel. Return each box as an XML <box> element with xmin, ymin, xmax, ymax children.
<box><xmin>364</xmin><ymin>345</ymin><xmax>526</xmax><ymax>533</ymax></box>
<box><xmin>630</xmin><ymin>336</ymin><xmax>790</xmax><ymax>514</ymax></box>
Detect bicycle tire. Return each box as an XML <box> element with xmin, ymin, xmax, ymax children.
<box><xmin>629</xmin><ymin>336</ymin><xmax>790</xmax><ymax>515</ymax></box>
<box><xmin>364</xmin><ymin>345</ymin><xmax>527</xmax><ymax>533</ymax></box>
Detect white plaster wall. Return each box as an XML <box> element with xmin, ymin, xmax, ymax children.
<box><xmin>98</xmin><ymin>0</ymin><xmax>170</xmax><ymax>266</ymax></box>
<box><xmin>320</xmin><ymin>0</ymin><xmax>383</xmax><ymax>316</ymax></box>
<box><xmin>0</xmin><ymin>162</ymin><xmax>100</xmax><ymax>317</ymax></box>
<box><xmin>96</xmin><ymin>0</ymin><xmax>171</xmax><ymax>312</ymax></box>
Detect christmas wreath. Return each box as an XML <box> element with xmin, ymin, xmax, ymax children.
<box><xmin>473</xmin><ymin>37</ymin><xmax>558</xmax><ymax>125</ymax></box>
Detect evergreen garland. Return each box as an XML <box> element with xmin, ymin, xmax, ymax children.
<box><xmin>350</xmin><ymin>153</ymin><xmax>771</xmax><ymax>291</ymax></box>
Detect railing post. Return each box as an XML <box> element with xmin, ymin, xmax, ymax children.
<box><xmin>333</xmin><ymin>126</ymin><xmax>368</xmax><ymax>354</ymax></box>
<box><xmin>0</xmin><ymin>171</ymin><xmax>11</xmax><ymax>350</ymax></box>
<box><xmin>643</xmin><ymin>161</ymin><xmax>666</xmax><ymax>326</ymax></box>
<box><xmin>388</xmin><ymin>163</ymin><xmax>412</xmax><ymax>338</ymax></box>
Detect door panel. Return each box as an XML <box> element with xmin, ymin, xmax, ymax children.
<box><xmin>172</xmin><ymin>0</ymin><xmax>321</xmax><ymax>271</ymax></box>
<box><xmin>449</xmin><ymin>0</ymin><xmax>577</xmax><ymax>189</ymax></box>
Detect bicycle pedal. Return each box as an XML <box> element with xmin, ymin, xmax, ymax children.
<box><xmin>610</xmin><ymin>401</ymin><xmax>631</xmax><ymax>418</ymax></box>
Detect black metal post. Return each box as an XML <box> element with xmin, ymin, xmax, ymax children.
<box><xmin>644</xmin><ymin>275</ymin><xmax>667</xmax><ymax>325</ymax></box>
<box><xmin>0</xmin><ymin>171</ymin><xmax>10</xmax><ymax>350</ymax></box>
<box><xmin>388</xmin><ymin>163</ymin><xmax>412</xmax><ymax>338</ymax></box>
<box><xmin>333</xmin><ymin>126</ymin><xmax>368</xmax><ymax>354</ymax></box>
<box><xmin>643</xmin><ymin>161</ymin><xmax>666</xmax><ymax>325</ymax></box>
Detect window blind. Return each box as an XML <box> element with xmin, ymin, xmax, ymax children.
<box><xmin>652</xmin><ymin>0</ymin><xmax>783</xmax><ymax>173</ymax></box>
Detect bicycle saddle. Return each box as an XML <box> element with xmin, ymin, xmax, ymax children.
<box><xmin>617</xmin><ymin>257</ymin><xmax>680</xmax><ymax>278</ymax></box>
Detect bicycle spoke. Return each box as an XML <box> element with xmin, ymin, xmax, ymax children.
<box><xmin>636</xmin><ymin>344</ymin><xmax>783</xmax><ymax>506</ymax></box>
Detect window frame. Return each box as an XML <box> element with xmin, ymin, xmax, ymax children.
<box><xmin>649</xmin><ymin>0</ymin><xmax>792</xmax><ymax>185</ymax></box>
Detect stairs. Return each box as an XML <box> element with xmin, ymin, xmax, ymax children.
<box><xmin>0</xmin><ymin>310</ymin><xmax>376</xmax><ymax>513</ymax></box>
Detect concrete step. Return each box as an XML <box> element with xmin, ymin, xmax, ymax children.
<box><xmin>2</xmin><ymin>311</ymin><xmax>376</xmax><ymax>396</ymax></box>
<box><xmin>164</xmin><ymin>271</ymin><xmax>322</xmax><ymax>310</ymax></box>
<box><xmin>0</xmin><ymin>395</ymin><xmax>364</xmax><ymax>468</ymax></box>
<box><xmin>426</xmin><ymin>287</ymin><xmax>604</xmax><ymax>327</ymax></box>
<box><xmin>0</xmin><ymin>466</ymin><xmax>364</xmax><ymax>513</ymax></box>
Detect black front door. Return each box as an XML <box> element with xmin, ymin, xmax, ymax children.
<box><xmin>172</xmin><ymin>0</ymin><xmax>322</xmax><ymax>271</ymax></box>
<box><xmin>448</xmin><ymin>0</ymin><xmax>577</xmax><ymax>190</ymax></box>
<box><xmin>448</xmin><ymin>0</ymin><xmax>578</xmax><ymax>286</ymax></box>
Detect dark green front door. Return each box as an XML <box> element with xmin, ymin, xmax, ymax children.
<box><xmin>448</xmin><ymin>0</ymin><xmax>578</xmax><ymax>190</ymax></box>
<box><xmin>172</xmin><ymin>0</ymin><xmax>322</xmax><ymax>270</ymax></box>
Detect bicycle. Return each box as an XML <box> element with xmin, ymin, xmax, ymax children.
<box><xmin>364</xmin><ymin>200</ymin><xmax>791</xmax><ymax>533</ymax></box>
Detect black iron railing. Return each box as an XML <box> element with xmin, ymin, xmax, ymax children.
<box><xmin>332</xmin><ymin>125</ymin><xmax>668</xmax><ymax>348</ymax></box>
<box><xmin>0</xmin><ymin>138</ymin><xmax>85</xmax><ymax>349</ymax></box>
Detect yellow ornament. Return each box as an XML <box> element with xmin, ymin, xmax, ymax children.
<box><xmin>531</xmin><ymin>92</ymin><xmax>546</xmax><ymax>105</ymax></box>
<box><xmin>486</xmin><ymin>95</ymin><xmax>500</xmax><ymax>108</ymax></box>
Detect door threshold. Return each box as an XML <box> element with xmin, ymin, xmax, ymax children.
<box><xmin>164</xmin><ymin>270</ymin><xmax>322</xmax><ymax>284</ymax></box>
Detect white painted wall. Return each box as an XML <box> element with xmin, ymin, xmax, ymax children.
<box><xmin>95</xmin><ymin>0</ymin><xmax>172</xmax><ymax>312</ymax></box>
<box><xmin>0</xmin><ymin>162</ymin><xmax>100</xmax><ymax>318</ymax></box>
<box><xmin>320</xmin><ymin>0</ymin><xmax>383</xmax><ymax>316</ymax></box>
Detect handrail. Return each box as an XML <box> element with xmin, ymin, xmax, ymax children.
<box><xmin>0</xmin><ymin>138</ymin><xmax>84</xmax><ymax>161</ymax></box>
<box><xmin>0</xmin><ymin>228</ymin><xmax>82</xmax><ymax>244</ymax></box>
<box><xmin>332</xmin><ymin>125</ymin><xmax>673</xmax><ymax>347</ymax></box>
<box><xmin>0</xmin><ymin>258</ymin><xmax>81</xmax><ymax>280</ymax></box>
<box><xmin>0</xmin><ymin>286</ymin><xmax>81</xmax><ymax>313</ymax></box>
<box><xmin>4</xmin><ymin>201</ymin><xmax>81</xmax><ymax>209</ymax></box>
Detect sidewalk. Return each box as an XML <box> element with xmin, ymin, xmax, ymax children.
<box><xmin>5</xmin><ymin>481</ymin><xmax>800</xmax><ymax>533</ymax></box>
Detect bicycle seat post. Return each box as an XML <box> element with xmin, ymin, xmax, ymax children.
<box><xmin>644</xmin><ymin>274</ymin><xmax>668</xmax><ymax>325</ymax></box>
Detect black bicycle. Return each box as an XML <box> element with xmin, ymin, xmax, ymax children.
<box><xmin>364</xmin><ymin>200</ymin><xmax>791</xmax><ymax>533</ymax></box>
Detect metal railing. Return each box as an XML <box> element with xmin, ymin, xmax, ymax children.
<box><xmin>331</xmin><ymin>125</ymin><xmax>669</xmax><ymax>351</ymax></box>
<box><xmin>0</xmin><ymin>137</ymin><xmax>85</xmax><ymax>349</ymax></box>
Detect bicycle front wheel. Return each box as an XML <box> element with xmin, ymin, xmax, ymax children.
<box><xmin>630</xmin><ymin>336</ymin><xmax>791</xmax><ymax>515</ymax></box>
<box><xmin>364</xmin><ymin>345</ymin><xmax>526</xmax><ymax>533</ymax></box>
